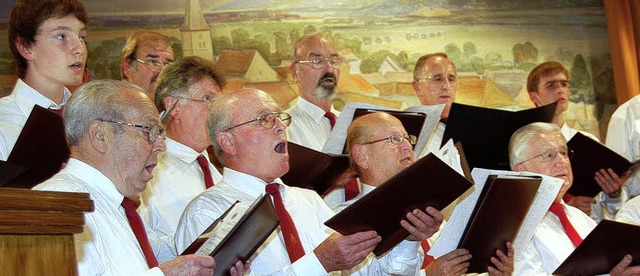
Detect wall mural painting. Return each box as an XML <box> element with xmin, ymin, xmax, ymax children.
<box><xmin>0</xmin><ymin>0</ymin><xmax>613</xmax><ymax>139</ymax></box>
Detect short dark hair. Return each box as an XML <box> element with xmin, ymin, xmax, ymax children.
<box><xmin>9</xmin><ymin>0</ymin><xmax>88</xmax><ymax>79</ymax></box>
<box><xmin>527</xmin><ymin>61</ymin><xmax>569</xmax><ymax>93</ymax></box>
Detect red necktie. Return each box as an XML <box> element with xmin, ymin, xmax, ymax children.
<box><xmin>324</xmin><ymin>112</ymin><xmax>337</xmax><ymax>129</ymax></box>
<box><xmin>421</xmin><ymin>240</ymin><xmax>435</xmax><ymax>268</ymax></box>
<box><xmin>196</xmin><ymin>155</ymin><xmax>215</xmax><ymax>189</ymax></box>
<box><xmin>121</xmin><ymin>197</ymin><xmax>159</xmax><ymax>268</ymax></box>
<box><xmin>549</xmin><ymin>202</ymin><xmax>583</xmax><ymax>247</ymax></box>
<box><xmin>344</xmin><ymin>178</ymin><xmax>360</xmax><ymax>201</ymax></box>
<box><xmin>266</xmin><ymin>183</ymin><xmax>305</xmax><ymax>263</ymax></box>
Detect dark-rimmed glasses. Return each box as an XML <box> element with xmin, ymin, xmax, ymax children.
<box><xmin>294</xmin><ymin>55</ymin><xmax>343</xmax><ymax>70</ymax></box>
<box><xmin>100</xmin><ymin>120</ymin><xmax>166</xmax><ymax>144</ymax></box>
<box><xmin>135</xmin><ymin>58</ymin><xmax>171</xmax><ymax>72</ymax></box>
<box><xmin>515</xmin><ymin>148</ymin><xmax>574</xmax><ymax>166</ymax></box>
<box><xmin>362</xmin><ymin>134</ymin><xmax>417</xmax><ymax>147</ymax></box>
<box><xmin>224</xmin><ymin>112</ymin><xmax>292</xmax><ymax>131</ymax></box>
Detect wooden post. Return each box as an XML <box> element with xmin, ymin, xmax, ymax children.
<box><xmin>0</xmin><ymin>188</ymin><xmax>94</xmax><ymax>276</ymax></box>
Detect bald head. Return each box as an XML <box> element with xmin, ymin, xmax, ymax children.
<box><xmin>347</xmin><ymin>112</ymin><xmax>414</xmax><ymax>186</ymax></box>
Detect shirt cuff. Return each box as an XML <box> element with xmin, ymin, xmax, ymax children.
<box><xmin>289</xmin><ymin>252</ymin><xmax>329</xmax><ymax>275</ymax></box>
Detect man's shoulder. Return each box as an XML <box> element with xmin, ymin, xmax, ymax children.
<box><xmin>33</xmin><ymin>172</ymin><xmax>88</xmax><ymax>194</ymax></box>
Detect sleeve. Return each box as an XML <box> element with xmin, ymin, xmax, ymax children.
<box><xmin>173</xmin><ymin>200</ymin><xmax>227</xmax><ymax>254</ymax></box>
<box><xmin>590</xmin><ymin>190</ymin><xmax>628</xmax><ymax>222</ymax></box>
<box><xmin>615</xmin><ymin>197</ymin><xmax>640</xmax><ymax>224</ymax></box>
<box><xmin>605</xmin><ymin>103</ymin><xmax>634</xmax><ymax>161</ymax></box>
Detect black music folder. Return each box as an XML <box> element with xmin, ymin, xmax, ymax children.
<box><xmin>4</xmin><ymin>105</ymin><xmax>69</xmax><ymax>188</ymax></box>
<box><xmin>567</xmin><ymin>132</ymin><xmax>639</xmax><ymax>197</ymax></box>
<box><xmin>458</xmin><ymin>175</ymin><xmax>542</xmax><ymax>273</ymax></box>
<box><xmin>554</xmin><ymin>220</ymin><xmax>640</xmax><ymax>275</ymax></box>
<box><xmin>442</xmin><ymin>101</ymin><xmax>557</xmax><ymax>170</ymax></box>
<box><xmin>181</xmin><ymin>195</ymin><xmax>279</xmax><ymax>276</ymax></box>
<box><xmin>0</xmin><ymin>160</ymin><xmax>28</xmax><ymax>187</ymax></box>
<box><xmin>281</xmin><ymin>142</ymin><xmax>351</xmax><ymax>196</ymax></box>
<box><xmin>324</xmin><ymin>153</ymin><xmax>473</xmax><ymax>256</ymax></box>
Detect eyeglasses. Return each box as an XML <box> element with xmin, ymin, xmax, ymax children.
<box><xmin>135</xmin><ymin>58</ymin><xmax>171</xmax><ymax>72</ymax></box>
<box><xmin>516</xmin><ymin>148</ymin><xmax>574</xmax><ymax>166</ymax></box>
<box><xmin>295</xmin><ymin>55</ymin><xmax>343</xmax><ymax>70</ymax></box>
<box><xmin>173</xmin><ymin>95</ymin><xmax>213</xmax><ymax>104</ymax></box>
<box><xmin>417</xmin><ymin>74</ymin><xmax>458</xmax><ymax>86</ymax></box>
<box><xmin>100</xmin><ymin>120</ymin><xmax>166</xmax><ymax>144</ymax></box>
<box><xmin>225</xmin><ymin>112</ymin><xmax>292</xmax><ymax>131</ymax></box>
<box><xmin>362</xmin><ymin>134</ymin><xmax>417</xmax><ymax>147</ymax></box>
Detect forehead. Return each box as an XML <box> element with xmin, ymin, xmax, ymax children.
<box><xmin>136</xmin><ymin>42</ymin><xmax>173</xmax><ymax>57</ymax></box>
<box><xmin>423</xmin><ymin>57</ymin><xmax>456</xmax><ymax>74</ymax></box>
<box><xmin>233</xmin><ymin>92</ymin><xmax>278</xmax><ymax>118</ymax></box>
<box><xmin>38</xmin><ymin>14</ymin><xmax>86</xmax><ymax>32</ymax></box>
<box><xmin>125</xmin><ymin>91</ymin><xmax>161</xmax><ymax>123</ymax></box>
<box><xmin>297</xmin><ymin>37</ymin><xmax>337</xmax><ymax>57</ymax></box>
<box><xmin>528</xmin><ymin>132</ymin><xmax>565</xmax><ymax>150</ymax></box>
<box><xmin>188</xmin><ymin>77</ymin><xmax>221</xmax><ymax>94</ymax></box>
<box><xmin>539</xmin><ymin>72</ymin><xmax>568</xmax><ymax>83</ymax></box>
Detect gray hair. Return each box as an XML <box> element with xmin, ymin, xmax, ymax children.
<box><xmin>508</xmin><ymin>122</ymin><xmax>564</xmax><ymax>169</ymax></box>
<box><xmin>64</xmin><ymin>79</ymin><xmax>147</xmax><ymax>146</ymax></box>
<box><xmin>154</xmin><ymin>56</ymin><xmax>226</xmax><ymax>112</ymax></box>
<box><xmin>205</xmin><ymin>92</ymin><xmax>237</xmax><ymax>165</ymax></box>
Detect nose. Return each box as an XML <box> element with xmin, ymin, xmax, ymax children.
<box><xmin>71</xmin><ymin>35</ymin><xmax>86</xmax><ymax>57</ymax></box>
<box><xmin>153</xmin><ymin>136</ymin><xmax>167</xmax><ymax>152</ymax></box>
<box><xmin>274</xmin><ymin>116</ymin><xmax>287</xmax><ymax>133</ymax></box>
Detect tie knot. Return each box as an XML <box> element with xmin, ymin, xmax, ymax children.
<box><xmin>122</xmin><ymin>197</ymin><xmax>141</xmax><ymax>210</ymax></box>
<box><xmin>196</xmin><ymin>155</ymin><xmax>208</xmax><ymax>166</ymax></box>
<box><xmin>549</xmin><ymin>202</ymin><xmax>565</xmax><ymax>216</ymax></box>
<box><xmin>324</xmin><ymin>112</ymin><xmax>337</xmax><ymax>129</ymax></box>
<box><xmin>265</xmin><ymin>183</ymin><xmax>280</xmax><ymax>195</ymax></box>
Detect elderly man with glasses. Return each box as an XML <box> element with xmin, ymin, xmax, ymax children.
<box><xmin>175</xmin><ymin>88</ymin><xmax>442</xmax><ymax>275</ymax></box>
<box><xmin>509</xmin><ymin>122</ymin><xmax>639</xmax><ymax>275</ymax></box>
<box><xmin>33</xmin><ymin>79</ymin><xmax>249</xmax><ymax>276</ymax></box>
<box><xmin>121</xmin><ymin>31</ymin><xmax>175</xmax><ymax>100</ymax></box>
<box><xmin>134</xmin><ymin>56</ymin><xmax>226</xmax><ymax>262</ymax></box>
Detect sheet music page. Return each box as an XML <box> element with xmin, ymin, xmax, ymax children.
<box><xmin>322</xmin><ymin>102</ymin><xmax>444</xmax><ymax>159</ymax></box>
<box><xmin>432</xmin><ymin>139</ymin><xmax>464</xmax><ymax>176</ymax></box>
<box><xmin>194</xmin><ymin>199</ymin><xmax>255</xmax><ymax>255</ymax></box>
<box><xmin>428</xmin><ymin>168</ymin><xmax>562</xmax><ymax>262</ymax></box>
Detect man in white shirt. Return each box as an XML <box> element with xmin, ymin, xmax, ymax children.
<box><xmin>509</xmin><ymin>122</ymin><xmax>638</xmax><ymax>275</ymax></box>
<box><xmin>33</xmin><ymin>80</ymin><xmax>247</xmax><ymax>276</ymax></box>
<box><xmin>336</xmin><ymin>112</ymin><xmax>514</xmax><ymax>276</ymax></box>
<box><xmin>526</xmin><ymin>61</ymin><xmax>628</xmax><ymax>221</ymax></box>
<box><xmin>411</xmin><ymin>52</ymin><xmax>457</xmax><ymax>155</ymax></box>
<box><xmin>0</xmin><ymin>0</ymin><xmax>87</xmax><ymax>160</ymax></box>
<box><xmin>121</xmin><ymin>31</ymin><xmax>175</xmax><ymax>100</ymax></box>
<box><xmin>176</xmin><ymin>88</ymin><xmax>444</xmax><ymax>275</ymax></box>
<box><xmin>286</xmin><ymin>33</ymin><xmax>358</xmax><ymax>209</ymax></box>
<box><xmin>138</xmin><ymin>56</ymin><xmax>225</xmax><ymax>262</ymax></box>
<box><xmin>606</xmin><ymin>95</ymin><xmax>640</xmax><ymax>202</ymax></box>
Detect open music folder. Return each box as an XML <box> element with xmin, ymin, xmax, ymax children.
<box><xmin>181</xmin><ymin>194</ymin><xmax>279</xmax><ymax>276</ymax></box>
<box><xmin>567</xmin><ymin>132</ymin><xmax>640</xmax><ymax>197</ymax></box>
<box><xmin>322</xmin><ymin>102</ymin><xmax>444</xmax><ymax>160</ymax></box>
<box><xmin>442</xmin><ymin>101</ymin><xmax>557</xmax><ymax>170</ymax></box>
<box><xmin>429</xmin><ymin>168</ymin><xmax>563</xmax><ymax>273</ymax></box>
<box><xmin>324</xmin><ymin>153</ymin><xmax>474</xmax><ymax>256</ymax></box>
<box><xmin>4</xmin><ymin>105</ymin><xmax>69</xmax><ymax>188</ymax></box>
<box><xmin>281</xmin><ymin>142</ymin><xmax>351</xmax><ymax>196</ymax></box>
<box><xmin>554</xmin><ymin>220</ymin><xmax>640</xmax><ymax>275</ymax></box>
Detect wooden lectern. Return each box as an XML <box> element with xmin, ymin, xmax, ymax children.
<box><xmin>0</xmin><ymin>188</ymin><xmax>94</xmax><ymax>275</ymax></box>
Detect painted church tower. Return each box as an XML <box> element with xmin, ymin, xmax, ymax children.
<box><xmin>180</xmin><ymin>0</ymin><xmax>213</xmax><ymax>59</ymax></box>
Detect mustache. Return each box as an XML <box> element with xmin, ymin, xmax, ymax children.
<box><xmin>317</xmin><ymin>72</ymin><xmax>337</xmax><ymax>86</ymax></box>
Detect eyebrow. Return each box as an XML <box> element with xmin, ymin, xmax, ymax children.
<box><xmin>50</xmin><ymin>26</ymin><xmax>86</xmax><ymax>33</ymax></box>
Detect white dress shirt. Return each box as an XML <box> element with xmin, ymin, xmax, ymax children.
<box><xmin>515</xmin><ymin>201</ymin><xmax>596</xmax><ymax>275</ymax></box>
<box><xmin>0</xmin><ymin>79</ymin><xmax>70</xmax><ymax>160</ymax></box>
<box><xmin>615</xmin><ymin>194</ymin><xmax>640</xmax><ymax>224</ymax></box>
<box><xmin>138</xmin><ymin>137</ymin><xmax>223</xmax><ymax>262</ymax></box>
<box><xmin>606</xmin><ymin>95</ymin><xmax>640</xmax><ymax>201</ymax></box>
<box><xmin>285</xmin><ymin>97</ymin><xmax>340</xmax><ymax>152</ymax></box>
<box><xmin>33</xmin><ymin>158</ymin><xmax>164</xmax><ymax>276</ymax></box>
<box><xmin>175</xmin><ymin>168</ymin><xmax>422</xmax><ymax>275</ymax></box>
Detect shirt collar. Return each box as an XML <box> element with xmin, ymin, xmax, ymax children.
<box><xmin>297</xmin><ymin>97</ymin><xmax>334</xmax><ymax>124</ymax></box>
<box><xmin>64</xmin><ymin>158</ymin><xmax>125</xmax><ymax>209</ymax></box>
<box><xmin>12</xmin><ymin>79</ymin><xmax>71</xmax><ymax>114</ymax></box>
<box><xmin>222</xmin><ymin>167</ymin><xmax>284</xmax><ymax>199</ymax></box>
<box><xmin>164</xmin><ymin>137</ymin><xmax>207</xmax><ymax>164</ymax></box>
